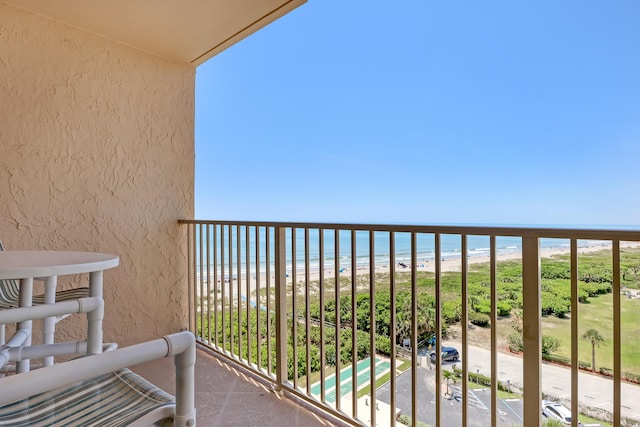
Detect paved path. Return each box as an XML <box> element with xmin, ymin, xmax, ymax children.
<box><xmin>443</xmin><ymin>341</ymin><xmax>640</xmax><ymax>422</ymax></box>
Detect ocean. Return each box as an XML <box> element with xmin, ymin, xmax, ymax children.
<box><xmin>194</xmin><ymin>225</ymin><xmax>615</xmax><ymax>276</ymax></box>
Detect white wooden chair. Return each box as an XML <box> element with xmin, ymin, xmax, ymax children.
<box><xmin>0</xmin><ymin>331</ymin><xmax>197</xmax><ymax>426</ymax></box>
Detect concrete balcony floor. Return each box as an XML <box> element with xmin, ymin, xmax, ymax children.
<box><xmin>131</xmin><ymin>348</ymin><xmax>338</xmax><ymax>427</ymax></box>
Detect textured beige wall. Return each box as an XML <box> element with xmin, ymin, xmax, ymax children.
<box><xmin>0</xmin><ymin>4</ymin><xmax>194</xmax><ymax>345</ymax></box>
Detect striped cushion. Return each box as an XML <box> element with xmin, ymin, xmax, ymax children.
<box><xmin>0</xmin><ymin>369</ymin><xmax>175</xmax><ymax>426</ymax></box>
<box><xmin>0</xmin><ymin>242</ymin><xmax>19</xmax><ymax>309</ymax></box>
<box><xmin>0</xmin><ymin>279</ymin><xmax>21</xmax><ymax>309</ymax></box>
<box><xmin>0</xmin><ymin>241</ymin><xmax>89</xmax><ymax>310</ymax></box>
<box><xmin>31</xmin><ymin>287</ymin><xmax>90</xmax><ymax>305</ymax></box>
<box><xmin>0</xmin><ymin>282</ymin><xmax>89</xmax><ymax>310</ymax></box>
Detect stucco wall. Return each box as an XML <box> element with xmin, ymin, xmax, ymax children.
<box><xmin>0</xmin><ymin>3</ymin><xmax>194</xmax><ymax>345</ymax></box>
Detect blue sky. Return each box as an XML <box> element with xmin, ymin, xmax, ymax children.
<box><xmin>195</xmin><ymin>1</ymin><xmax>640</xmax><ymax>227</ymax></box>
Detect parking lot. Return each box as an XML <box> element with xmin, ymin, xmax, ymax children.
<box><xmin>376</xmin><ymin>364</ymin><xmax>524</xmax><ymax>427</ymax></box>
<box><xmin>377</xmin><ymin>349</ymin><xmax>600</xmax><ymax>427</ymax></box>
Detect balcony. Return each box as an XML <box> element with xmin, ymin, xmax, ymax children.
<box><xmin>131</xmin><ymin>347</ymin><xmax>334</xmax><ymax>426</ymax></box>
<box><xmin>178</xmin><ymin>220</ymin><xmax>640</xmax><ymax>427</ymax></box>
<box><xmin>2</xmin><ymin>3</ymin><xmax>638</xmax><ymax>426</ymax></box>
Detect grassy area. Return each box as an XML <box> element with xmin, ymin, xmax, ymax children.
<box><xmin>542</xmin><ymin>293</ymin><xmax>640</xmax><ymax>376</ymax></box>
<box><xmin>468</xmin><ymin>381</ymin><xmax>520</xmax><ymax>400</ymax></box>
<box><xmin>397</xmin><ymin>414</ymin><xmax>432</xmax><ymax>427</ymax></box>
<box><xmin>579</xmin><ymin>414</ymin><xmax>611</xmax><ymax>427</ymax></box>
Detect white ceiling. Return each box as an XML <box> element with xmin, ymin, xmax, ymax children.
<box><xmin>2</xmin><ymin>0</ymin><xmax>306</xmax><ymax>66</ymax></box>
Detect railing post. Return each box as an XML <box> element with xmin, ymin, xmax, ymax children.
<box><xmin>522</xmin><ymin>236</ymin><xmax>541</xmax><ymax>427</ymax></box>
<box><xmin>275</xmin><ymin>226</ymin><xmax>288</xmax><ymax>389</ymax></box>
<box><xmin>613</xmin><ymin>240</ymin><xmax>621</xmax><ymax>427</ymax></box>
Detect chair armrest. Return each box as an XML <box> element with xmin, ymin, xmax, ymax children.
<box><xmin>0</xmin><ymin>331</ymin><xmax>196</xmax><ymax>426</ymax></box>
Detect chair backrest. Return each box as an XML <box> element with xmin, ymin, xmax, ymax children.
<box><xmin>0</xmin><ymin>241</ymin><xmax>20</xmax><ymax>308</ymax></box>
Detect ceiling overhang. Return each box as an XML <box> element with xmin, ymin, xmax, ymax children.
<box><xmin>2</xmin><ymin>0</ymin><xmax>306</xmax><ymax>66</ymax></box>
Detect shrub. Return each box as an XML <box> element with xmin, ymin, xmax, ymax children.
<box><xmin>468</xmin><ymin>370</ymin><xmax>490</xmax><ymax>387</ymax></box>
<box><xmin>578</xmin><ymin>360</ymin><xmax>591</xmax><ymax>370</ymax></box>
<box><xmin>599</xmin><ymin>367</ymin><xmax>613</xmax><ymax>377</ymax></box>
<box><xmin>397</xmin><ymin>414</ymin><xmax>430</xmax><ymax>427</ymax></box>
<box><xmin>463</xmin><ymin>300</ymin><xmax>512</xmax><ymax>317</ymax></box>
<box><xmin>497</xmin><ymin>300</ymin><xmax>513</xmax><ymax>317</ymax></box>
<box><xmin>624</xmin><ymin>371</ymin><xmax>640</xmax><ymax>384</ymax></box>
<box><xmin>542</xmin><ymin>261</ymin><xmax>571</xmax><ymax>280</ymax></box>
<box><xmin>507</xmin><ymin>332</ymin><xmax>523</xmax><ymax>352</ymax></box>
<box><xmin>474</xmin><ymin>301</ymin><xmax>491</xmax><ymax>315</ymax></box>
<box><xmin>309</xmin><ymin>302</ymin><xmax>321</xmax><ymax>322</ymax></box>
<box><xmin>469</xmin><ymin>311</ymin><xmax>490</xmax><ymax>327</ymax></box>
<box><xmin>452</xmin><ymin>367</ymin><xmax>511</xmax><ymax>393</ymax></box>
<box><xmin>542</xmin><ymin>335</ymin><xmax>560</xmax><ymax>355</ymax></box>
<box><xmin>308</xmin><ymin>326</ymin><xmax>321</xmax><ymax>345</ymax></box>
<box><xmin>289</xmin><ymin>346</ymin><xmax>308</xmax><ymax>378</ymax></box>
<box><xmin>577</xmin><ymin>288</ymin><xmax>589</xmax><ymax>303</ymax></box>
<box><xmin>498</xmin><ymin>282</ymin><xmax>522</xmax><ymax>301</ymax></box>
<box><xmin>325</xmin><ymin>344</ymin><xmax>336</xmax><ymax>366</ymax></box>
<box><xmin>543</xmin><ymin>419</ymin><xmax>565</xmax><ymax>427</ymax></box>
<box><xmin>581</xmin><ymin>271</ymin><xmax>612</xmax><ymax>284</ymax></box>
<box><xmin>376</xmin><ymin>335</ymin><xmax>391</xmax><ymax>356</ymax></box>
<box><xmin>442</xmin><ymin>300</ymin><xmax>461</xmax><ymax>324</ymax></box>
<box><xmin>542</xmin><ymin>353</ymin><xmax>570</xmax><ymax>365</ymax></box>
<box><xmin>541</xmin><ymin>292</ymin><xmax>570</xmax><ymax>318</ymax></box>
<box><xmin>309</xmin><ymin>346</ymin><xmax>321</xmax><ymax>372</ymax></box>
<box><xmin>356</xmin><ymin>330</ymin><xmax>372</xmax><ymax>359</ymax></box>
<box><xmin>581</xmin><ymin>282</ymin><xmax>611</xmax><ymax>296</ymax></box>
<box><xmin>542</xmin><ymin>354</ymin><xmax>595</xmax><ymax>373</ymax></box>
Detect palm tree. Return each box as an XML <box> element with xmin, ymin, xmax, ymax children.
<box><xmin>417</xmin><ymin>307</ymin><xmax>436</xmax><ymax>337</ymax></box>
<box><xmin>582</xmin><ymin>329</ymin><xmax>605</xmax><ymax>373</ymax></box>
<box><xmin>395</xmin><ymin>310</ymin><xmax>412</xmax><ymax>346</ymax></box>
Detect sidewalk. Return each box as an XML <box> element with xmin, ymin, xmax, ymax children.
<box><xmin>443</xmin><ymin>341</ymin><xmax>640</xmax><ymax>422</ymax></box>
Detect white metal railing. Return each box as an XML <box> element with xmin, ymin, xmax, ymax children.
<box><xmin>180</xmin><ymin>220</ymin><xmax>640</xmax><ymax>427</ymax></box>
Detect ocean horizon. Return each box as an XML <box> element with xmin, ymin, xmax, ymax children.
<box><xmin>193</xmin><ymin>225</ymin><xmax>622</xmax><ymax>276</ymax></box>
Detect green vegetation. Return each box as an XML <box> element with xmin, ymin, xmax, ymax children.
<box><xmin>542</xmin><ymin>293</ymin><xmax>640</xmax><ymax>376</ymax></box>
<box><xmin>198</xmin><ymin>308</ymin><xmax>393</xmax><ymax>385</ymax></box>
<box><xmin>452</xmin><ymin>366</ymin><xmax>512</xmax><ymax>395</ymax></box>
<box><xmin>397</xmin><ymin>413</ymin><xmax>432</xmax><ymax>427</ymax></box>
<box><xmin>582</xmin><ymin>328</ymin><xmax>605</xmax><ymax>373</ymax></box>
<box><xmin>442</xmin><ymin>369</ymin><xmax>456</xmax><ymax>395</ymax></box>
<box><xmin>197</xmin><ymin>246</ymin><xmax>640</xmax><ymax>398</ymax></box>
<box><xmin>581</xmin><ymin>414</ymin><xmax>612</xmax><ymax>427</ymax></box>
<box><xmin>309</xmin><ymin>291</ymin><xmax>441</xmax><ymax>348</ymax></box>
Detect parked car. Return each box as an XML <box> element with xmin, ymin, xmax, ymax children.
<box><xmin>429</xmin><ymin>346</ymin><xmax>459</xmax><ymax>363</ymax></box>
<box><xmin>542</xmin><ymin>400</ymin><xmax>576</xmax><ymax>425</ymax></box>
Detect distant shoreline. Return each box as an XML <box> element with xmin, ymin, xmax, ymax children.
<box><xmin>284</xmin><ymin>240</ymin><xmax>640</xmax><ymax>282</ymax></box>
<box><xmin>196</xmin><ymin>241</ymin><xmax>640</xmax><ymax>297</ymax></box>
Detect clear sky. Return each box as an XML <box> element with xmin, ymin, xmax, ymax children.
<box><xmin>195</xmin><ymin>1</ymin><xmax>640</xmax><ymax>227</ymax></box>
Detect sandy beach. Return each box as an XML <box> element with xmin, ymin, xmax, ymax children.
<box><xmin>196</xmin><ymin>241</ymin><xmax>640</xmax><ymax>301</ymax></box>
<box><xmin>284</xmin><ymin>241</ymin><xmax>640</xmax><ymax>286</ymax></box>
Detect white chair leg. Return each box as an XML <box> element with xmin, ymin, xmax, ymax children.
<box><xmin>42</xmin><ymin>277</ymin><xmax>57</xmax><ymax>367</ymax></box>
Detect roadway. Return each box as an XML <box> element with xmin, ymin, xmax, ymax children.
<box><xmin>442</xmin><ymin>340</ymin><xmax>640</xmax><ymax>423</ymax></box>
